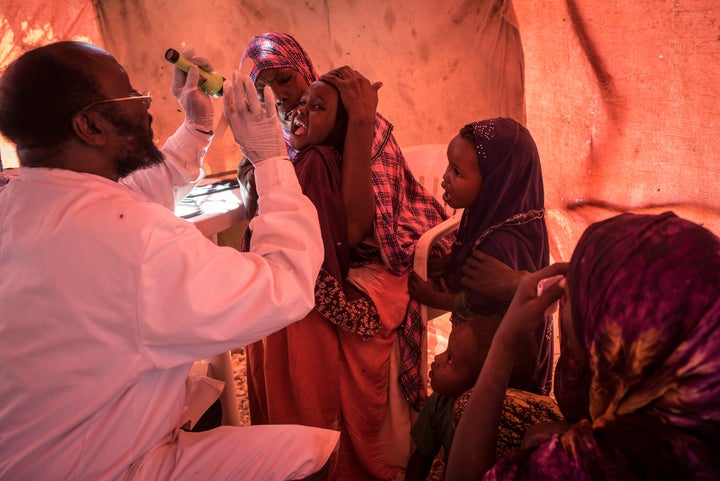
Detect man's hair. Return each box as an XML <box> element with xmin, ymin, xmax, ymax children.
<box><xmin>0</xmin><ymin>41</ymin><xmax>102</xmax><ymax>149</ymax></box>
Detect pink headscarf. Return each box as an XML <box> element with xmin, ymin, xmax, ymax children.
<box><xmin>241</xmin><ymin>32</ymin><xmax>317</xmax><ymax>85</ymax></box>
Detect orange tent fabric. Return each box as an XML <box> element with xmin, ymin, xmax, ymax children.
<box><xmin>515</xmin><ymin>0</ymin><xmax>720</xmax><ymax>258</ymax></box>
<box><xmin>2</xmin><ymin>0</ymin><xmax>718</xmax><ymax>256</ymax></box>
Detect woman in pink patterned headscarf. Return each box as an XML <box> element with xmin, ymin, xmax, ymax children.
<box><xmin>446</xmin><ymin>212</ymin><xmax>720</xmax><ymax>481</ymax></box>
<box><xmin>240</xmin><ymin>32</ymin><xmax>447</xmax><ymax>273</ymax></box>
<box><xmin>237</xmin><ymin>32</ymin><xmax>450</xmax><ymax>480</ymax></box>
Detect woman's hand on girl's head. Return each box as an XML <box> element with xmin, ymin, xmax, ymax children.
<box><xmin>319</xmin><ymin>66</ymin><xmax>381</xmax><ymax>125</ymax></box>
<box><xmin>494</xmin><ymin>263</ymin><xmax>568</xmax><ymax>349</ymax></box>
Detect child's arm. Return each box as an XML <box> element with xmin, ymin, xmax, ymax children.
<box><xmin>428</xmin><ymin>253</ymin><xmax>453</xmax><ymax>279</ymax></box>
<box><xmin>405</xmin><ymin>449</ymin><xmax>435</xmax><ymax>481</ymax></box>
<box><xmin>319</xmin><ymin>66</ymin><xmax>379</xmax><ymax>246</ymax></box>
<box><xmin>408</xmin><ymin>271</ymin><xmax>456</xmax><ymax>311</ymax></box>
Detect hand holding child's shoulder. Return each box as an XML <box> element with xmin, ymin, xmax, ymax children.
<box><xmin>461</xmin><ymin>250</ymin><xmax>523</xmax><ymax>301</ymax></box>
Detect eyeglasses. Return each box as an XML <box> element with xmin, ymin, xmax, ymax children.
<box><xmin>79</xmin><ymin>90</ymin><xmax>153</xmax><ymax>112</ymax></box>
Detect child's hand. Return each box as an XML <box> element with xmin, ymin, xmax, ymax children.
<box><xmin>427</xmin><ymin>254</ymin><xmax>451</xmax><ymax>279</ymax></box>
<box><xmin>408</xmin><ymin>271</ymin><xmax>443</xmax><ymax>305</ymax></box>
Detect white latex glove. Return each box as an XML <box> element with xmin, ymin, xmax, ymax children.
<box><xmin>223</xmin><ymin>70</ymin><xmax>286</xmax><ymax>165</ymax></box>
<box><xmin>171</xmin><ymin>46</ymin><xmax>214</xmax><ymax>133</ymax></box>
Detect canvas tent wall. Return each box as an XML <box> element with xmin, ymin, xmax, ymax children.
<box><xmin>2</xmin><ymin>0</ymin><xmax>718</xmax><ymax>259</ymax></box>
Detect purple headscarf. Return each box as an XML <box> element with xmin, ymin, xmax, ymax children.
<box><xmin>448</xmin><ymin>118</ymin><xmax>552</xmax><ymax>394</ymax></box>
<box><xmin>241</xmin><ymin>33</ymin><xmax>317</xmax><ymax>160</ymax></box>
<box><xmin>450</xmin><ymin>118</ymin><xmax>549</xmax><ymax>315</ymax></box>
<box><xmin>487</xmin><ymin>212</ymin><xmax>720</xmax><ymax>481</ymax></box>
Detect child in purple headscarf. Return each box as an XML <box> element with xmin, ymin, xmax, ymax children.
<box><xmin>409</xmin><ymin>117</ymin><xmax>553</xmax><ymax>395</ymax></box>
<box><xmin>446</xmin><ymin>212</ymin><xmax>720</xmax><ymax>481</ymax></box>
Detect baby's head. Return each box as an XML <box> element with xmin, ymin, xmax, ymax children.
<box><xmin>429</xmin><ymin>317</ymin><xmax>495</xmax><ymax>398</ymax></box>
<box><xmin>289</xmin><ymin>79</ymin><xmax>348</xmax><ymax>152</ymax></box>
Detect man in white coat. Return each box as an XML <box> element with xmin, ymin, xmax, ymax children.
<box><xmin>0</xmin><ymin>41</ymin><xmax>337</xmax><ymax>480</ymax></box>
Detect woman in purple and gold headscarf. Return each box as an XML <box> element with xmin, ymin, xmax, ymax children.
<box><xmin>446</xmin><ymin>212</ymin><xmax>720</xmax><ymax>481</ymax></box>
<box><xmin>237</xmin><ymin>32</ymin><xmax>450</xmax><ymax>480</ymax></box>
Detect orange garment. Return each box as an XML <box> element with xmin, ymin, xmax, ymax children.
<box><xmin>247</xmin><ymin>265</ymin><xmax>414</xmax><ymax>480</ymax></box>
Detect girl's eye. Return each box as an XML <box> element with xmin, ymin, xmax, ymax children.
<box><xmin>453</xmin><ymin>167</ymin><xmax>461</xmax><ymax>177</ymax></box>
<box><xmin>276</xmin><ymin>75</ymin><xmax>291</xmax><ymax>85</ymax></box>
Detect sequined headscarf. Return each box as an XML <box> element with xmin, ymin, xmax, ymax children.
<box><xmin>487</xmin><ymin>212</ymin><xmax>720</xmax><ymax>480</ymax></box>
<box><xmin>450</xmin><ymin>118</ymin><xmax>549</xmax><ymax>309</ymax></box>
<box><xmin>449</xmin><ymin>118</ymin><xmax>552</xmax><ymax>393</ymax></box>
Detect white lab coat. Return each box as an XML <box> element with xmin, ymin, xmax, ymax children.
<box><xmin>0</xmin><ymin>124</ymin><xmax>336</xmax><ymax>480</ymax></box>
<box><xmin>120</xmin><ymin>123</ymin><xmax>208</xmax><ymax>209</ymax></box>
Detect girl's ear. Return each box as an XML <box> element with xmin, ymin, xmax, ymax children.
<box><xmin>70</xmin><ymin>110</ymin><xmax>107</xmax><ymax>146</ymax></box>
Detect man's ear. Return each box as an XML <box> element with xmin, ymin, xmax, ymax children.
<box><xmin>71</xmin><ymin>110</ymin><xmax>107</xmax><ymax>146</ymax></box>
